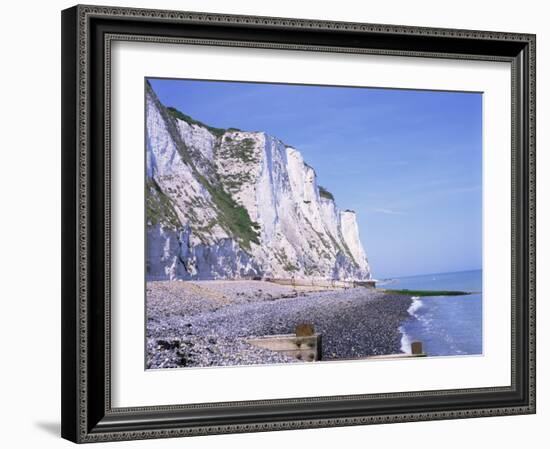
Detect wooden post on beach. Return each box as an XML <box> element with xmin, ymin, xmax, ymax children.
<box><xmin>295</xmin><ymin>323</ymin><xmax>314</xmax><ymax>337</ymax></box>
<box><xmin>411</xmin><ymin>341</ymin><xmax>423</xmax><ymax>355</ymax></box>
<box><xmin>247</xmin><ymin>323</ymin><xmax>322</xmax><ymax>362</ymax></box>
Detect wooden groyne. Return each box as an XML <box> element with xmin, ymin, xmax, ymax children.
<box><xmin>247</xmin><ymin>324</ymin><xmax>424</xmax><ymax>362</ymax></box>
<box><xmin>361</xmin><ymin>341</ymin><xmax>426</xmax><ymax>360</ymax></box>
<box><xmin>264</xmin><ymin>278</ymin><xmax>376</xmax><ymax>289</ymax></box>
<box><xmin>247</xmin><ymin>324</ymin><xmax>322</xmax><ymax>362</ymax></box>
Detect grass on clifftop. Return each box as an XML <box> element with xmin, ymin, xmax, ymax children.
<box><xmin>318</xmin><ymin>186</ymin><xmax>334</xmax><ymax>201</ymax></box>
<box><xmin>167</xmin><ymin>106</ymin><xmax>227</xmax><ymax>138</ymax></box>
<box><xmin>383</xmin><ymin>289</ymin><xmax>473</xmax><ymax>297</ymax></box>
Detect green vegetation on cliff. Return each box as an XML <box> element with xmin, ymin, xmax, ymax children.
<box><xmin>219</xmin><ymin>136</ymin><xmax>258</xmax><ymax>163</ymax></box>
<box><xmin>146</xmin><ymin>178</ymin><xmax>180</xmax><ymax>229</ymax></box>
<box><xmin>318</xmin><ymin>186</ymin><xmax>334</xmax><ymax>201</ymax></box>
<box><xmin>166</xmin><ymin>106</ymin><xmax>227</xmax><ymax>138</ymax></box>
<box><xmin>147</xmin><ymin>85</ymin><xmax>261</xmax><ymax>252</ymax></box>
<box><xmin>197</xmin><ymin>173</ymin><xmax>260</xmax><ymax>251</ymax></box>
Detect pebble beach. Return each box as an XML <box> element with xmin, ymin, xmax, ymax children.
<box><xmin>146</xmin><ymin>280</ymin><xmax>412</xmax><ymax>369</ymax></box>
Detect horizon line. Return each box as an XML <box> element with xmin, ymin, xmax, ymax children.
<box><xmin>376</xmin><ymin>267</ymin><xmax>482</xmax><ymax>280</ymax></box>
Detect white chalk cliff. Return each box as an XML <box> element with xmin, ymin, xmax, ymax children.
<box><xmin>145</xmin><ymin>82</ymin><xmax>371</xmax><ymax>281</ymax></box>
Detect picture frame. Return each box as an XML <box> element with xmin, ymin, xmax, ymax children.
<box><xmin>61</xmin><ymin>4</ymin><xmax>536</xmax><ymax>443</ymax></box>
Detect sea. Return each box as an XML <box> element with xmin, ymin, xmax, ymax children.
<box><xmin>380</xmin><ymin>269</ymin><xmax>482</xmax><ymax>357</ymax></box>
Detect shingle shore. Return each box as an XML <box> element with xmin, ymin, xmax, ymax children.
<box><xmin>146</xmin><ymin>280</ymin><xmax>412</xmax><ymax>369</ymax></box>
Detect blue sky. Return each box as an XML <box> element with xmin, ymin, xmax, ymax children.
<box><xmin>148</xmin><ymin>78</ymin><xmax>482</xmax><ymax>278</ymax></box>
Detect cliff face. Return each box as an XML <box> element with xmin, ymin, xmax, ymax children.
<box><xmin>145</xmin><ymin>82</ymin><xmax>371</xmax><ymax>281</ymax></box>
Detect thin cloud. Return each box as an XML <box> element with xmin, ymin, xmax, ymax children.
<box><xmin>371</xmin><ymin>208</ymin><xmax>406</xmax><ymax>215</ymax></box>
<box><xmin>441</xmin><ymin>185</ymin><xmax>481</xmax><ymax>195</ymax></box>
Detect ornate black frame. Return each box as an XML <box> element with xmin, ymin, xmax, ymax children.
<box><xmin>61</xmin><ymin>4</ymin><xmax>536</xmax><ymax>443</ymax></box>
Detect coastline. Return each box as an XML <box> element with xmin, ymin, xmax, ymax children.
<box><xmin>386</xmin><ymin>269</ymin><xmax>483</xmax><ymax>356</ymax></box>
<box><xmin>147</xmin><ymin>280</ymin><xmax>412</xmax><ymax>369</ymax></box>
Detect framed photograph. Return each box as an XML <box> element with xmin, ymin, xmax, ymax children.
<box><xmin>61</xmin><ymin>4</ymin><xmax>536</xmax><ymax>443</ymax></box>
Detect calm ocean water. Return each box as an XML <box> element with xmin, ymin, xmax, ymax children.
<box><xmin>381</xmin><ymin>269</ymin><xmax>482</xmax><ymax>357</ymax></box>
